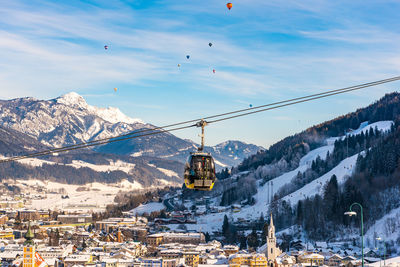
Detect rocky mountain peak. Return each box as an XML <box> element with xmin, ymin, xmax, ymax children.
<box><xmin>56</xmin><ymin>92</ymin><xmax>88</xmax><ymax>109</ymax></box>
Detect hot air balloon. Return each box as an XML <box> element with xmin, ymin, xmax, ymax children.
<box><xmin>104</xmin><ymin>45</ymin><xmax>108</xmax><ymax>50</ymax></box>
<box><xmin>178</xmin><ymin>64</ymin><xmax>181</xmax><ymax>67</ymax></box>
<box><xmin>213</xmin><ymin>69</ymin><xmax>216</xmax><ymax>74</ymax></box>
<box><xmin>186</xmin><ymin>55</ymin><xmax>190</xmax><ymax>59</ymax></box>
<box><xmin>226</xmin><ymin>3</ymin><xmax>233</xmax><ymax>10</ymax></box>
<box><xmin>209</xmin><ymin>43</ymin><xmax>212</xmax><ymax>47</ymax></box>
<box><xmin>249</xmin><ymin>104</ymin><xmax>253</xmax><ymax>108</ymax></box>
<box><xmin>114</xmin><ymin>88</ymin><xmax>117</xmax><ymax>92</ymax></box>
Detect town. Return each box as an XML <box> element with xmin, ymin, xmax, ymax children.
<box><xmin>0</xmin><ymin>191</ymin><xmax>392</xmax><ymax>267</ymax></box>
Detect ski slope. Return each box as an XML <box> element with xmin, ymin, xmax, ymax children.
<box><xmin>177</xmin><ymin>121</ymin><xmax>393</xmax><ymax>233</ymax></box>
<box><xmin>281</xmin><ymin>153</ymin><xmax>359</xmax><ymax>204</ymax></box>
<box><xmin>348</xmin><ymin>121</ymin><xmax>393</xmax><ymax>136</ymax></box>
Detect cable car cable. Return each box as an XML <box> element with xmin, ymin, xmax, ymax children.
<box><xmin>1</xmin><ymin>75</ymin><xmax>399</xmax><ymax>163</ymax></box>
<box><xmin>7</xmin><ymin>75</ymin><xmax>399</xmax><ymax>160</ymax></box>
<box><xmin>7</xmin><ymin>75</ymin><xmax>398</xmax><ymax>161</ymax></box>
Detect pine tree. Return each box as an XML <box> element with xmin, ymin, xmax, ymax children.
<box><xmin>323</xmin><ymin>175</ymin><xmax>339</xmax><ymax>222</ymax></box>
<box><xmin>222</xmin><ymin>215</ymin><xmax>231</xmax><ymax>242</ymax></box>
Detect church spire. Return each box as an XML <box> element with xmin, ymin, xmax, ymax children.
<box><xmin>24</xmin><ymin>221</ymin><xmax>35</xmax><ymax>246</ymax></box>
<box><xmin>270</xmin><ymin>213</ymin><xmax>274</xmax><ymax>227</ymax></box>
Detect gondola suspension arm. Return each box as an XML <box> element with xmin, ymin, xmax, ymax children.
<box><xmin>196</xmin><ymin>119</ymin><xmax>208</xmax><ymax>152</ymax></box>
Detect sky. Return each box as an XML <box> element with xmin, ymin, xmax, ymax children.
<box><xmin>1</xmin><ymin>0</ymin><xmax>400</xmax><ymax>148</ymax></box>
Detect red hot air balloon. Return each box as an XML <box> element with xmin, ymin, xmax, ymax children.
<box><xmin>226</xmin><ymin>3</ymin><xmax>233</xmax><ymax>10</ymax></box>
<box><xmin>213</xmin><ymin>69</ymin><xmax>216</xmax><ymax>74</ymax></box>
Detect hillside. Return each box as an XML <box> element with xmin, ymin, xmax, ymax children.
<box><xmin>0</xmin><ymin>93</ymin><xmax>262</xmax><ymax>169</ymax></box>
<box><xmin>0</xmin><ymin>93</ymin><xmax>262</xmax><ymax>188</ymax></box>
<box><xmin>165</xmin><ymin>92</ymin><xmax>400</xmax><ymax>253</ymax></box>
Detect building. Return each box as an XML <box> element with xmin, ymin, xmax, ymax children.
<box><xmin>57</xmin><ymin>214</ymin><xmax>92</xmax><ymax>224</ymax></box>
<box><xmin>63</xmin><ymin>254</ymin><xmax>93</xmax><ymax>266</ymax></box>
<box><xmin>326</xmin><ymin>254</ymin><xmax>343</xmax><ymax>266</ymax></box>
<box><xmin>265</xmin><ymin>214</ymin><xmax>282</xmax><ymax>266</ymax></box>
<box><xmin>298</xmin><ymin>253</ymin><xmax>324</xmax><ymax>266</ymax></box>
<box><xmin>23</xmin><ymin>222</ymin><xmax>35</xmax><ymax>267</ymax></box>
<box><xmin>160</xmin><ymin>249</ymin><xmax>182</xmax><ymax>260</ymax></box>
<box><xmin>223</xmin><ymin>245</ymin><xmax>239</xmax><ymax>257</ymax></box>
<box><xmin>139</xmin><ymin>258</ymin><xmax>163</xmax><ymax>267</ymax></box>
<box><xmin>0</xmin><ymin>200</ymin><xmax>23</xmax><ymax>209</ymax></box>
<box><xmin>0</xmin><ymin>229</ymin><xmax>14</xmax><ymax>240</ymax></box>
<box><xmin>183</xmin><ymin>250</ymin><xmax>200</xmax><ymax>267</ymax></box>
<box><xmin>147</xmin><ymin>232</ymin><xmax>205</xmax><ymax>247</ymax></box>
<box><xmin>229</xmin><ymin>253</ymin><xmax>268</xmax><ymax>267</ymax></box>
<box><xmin>18</xmin><ymin>210</ymin><xmax>40</xmax><ymax>221</ymax></box>
<box><xmin>147</xmin><ymin>233</ymin><xmax>164</xmax><ymax>247</ymax></box>
<box><xmin>0</xmin><ymin>214</ymin><xmax>8</xmax><ymax>225</ymax></box>
<box><xmin>276</xmin><ymin>253</ymin><xmax>296</xmax><ymax>267</ymax></box>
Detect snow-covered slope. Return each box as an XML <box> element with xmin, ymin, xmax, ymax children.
<box><xmin>0</xmin><ymin>93</ymin><xmax>261</xmax><ymax>170</ymax></box>
<box><xmin>175</xmin><ymin>120</ymin><xmax>393</xmax><ymax>233</ymax></box>
<box><xmin>57</xmin><ymin>92</ymin><xmax>142</xmax><ymax>125</ymax></box>
<box><xmin>0</xmin><ymin>93</ymin><xmax>145</xmax><ymax>147</ymax></box>
<box><xmin>130</xmin><ymin>202</ymin><xmax>165</xmax><ymax>215</ymax></box>
<box><xmin>365</xmin><ymin>205</ymin><xmax>400</xmax><ymax>242</ymax></box>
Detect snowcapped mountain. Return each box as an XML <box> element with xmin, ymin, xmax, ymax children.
<box><xmin>206</xmin><ymin>140</ymin><xmax>264</xmax><ymax>168</ymax></box>
<box><xmin>0</xmin><ymin>93</ymin><xmax>261</xmax><ymax>169</ymax></box>
<box><xmin>0</xmin><ymin>93</ymin><xmax>262</xmax><ymax>188</ymax></box>
<box><xmin>0</xmin><ymin>92</ymin><xmax>145</xmax><ymax>147</ymax></box>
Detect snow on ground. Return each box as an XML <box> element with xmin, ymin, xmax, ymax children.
<box><xmin>130</xmin><ymin>202</ymin><xmax>165</xmax><ymax>215</ymax></box>
<box><xmin>179</xmin><ymin>120</ymin><xmax>394</xmax><ymax>233</ymax></box>
<box><xmin>178</xmin><ymin>143</ymin><xmax>336</xmax><ymax>232</ymax></box>
<box><xmin>148</xmin><ymin>164</ymin><xmax>179</xmax><ymax>178</ymax></box>
<box><xmin>281</xmin><ymin>153</ymin><xmax>358</xmax><ymax>204</ymax></box>
<box><xmin>68</xmin><ymin>160</ymin><xmax>135</xmax><ymax>173</ymax></box>
<box><xmin>249</xmin><ymin>143</ymin><xmax>334</xmax><ymax>210</ymax></box>
<box><xmin>369</xmin><ymin>256</ymin><xmax>400</xmax><ymax>267</ymax></box>
<box><xmin>326</xmin><ymin>121</ymin><xmax>393</xmax><ymax>145</ymax></box>
<box><xmin>14</xmin><ymin>157</ymin><xmax>136</xmax><ymax>175</ymax></box>
<box><xmin>214</xmin><ymin>159</ymin><xmax>228</xmax><ymax>168</ymax></box>
<box><xmin>17</xmin><ymin>158</ymin><xmax>56</xmax><ymax>167</ymax></box>
<box><xmin>17</xmin><ymin>179</ymin><xmax>143</xmax><ymax>212</ymax></box>
<box><xmin>349</xmin><ymin>121</ymin><xmax>393</xmax><ymax>136</ymax></box>
<box><xmin>365</xmin><ymin>206</ymin><xmax>400</xmax><ymax>242</ymax></box>
<box><xmin>131</xmin><ymin>151</ymin><xmax>143</xmax><ymax>157</ymax></box>
<box><xmin>157</xmin><ymin>167</ymin><xmax>178</xmax><ymax>177</ymax></box>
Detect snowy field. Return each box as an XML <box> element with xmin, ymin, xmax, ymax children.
<box><xmin>16</xmin><ymin>179</ymin><xmax>143</xmax><ymax>212</ymax></box>
<box><xmin>369</xmin><ymin>256</ymin><xmax>400</xmax><ymax>267</ymax></box>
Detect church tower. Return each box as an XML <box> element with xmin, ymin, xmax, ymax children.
<box><xmin>23</xmin><ymin>221</ymin><xmax>35</xmax><ymax>267</ymax></box>
<box><xmin>266</xmin><ymin>214</ymin><xmax>281</xmax><ymax>264</ymax></box>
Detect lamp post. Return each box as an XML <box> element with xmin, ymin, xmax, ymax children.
<box><xmin>344</xmin><ymin>202</ymin><xmax>364</xmax><ymax>267</ymax></box>
<box><xmin>376</xmin><ymin>237</ymin><xmax>386</xmax><ymax>266</ymax></box>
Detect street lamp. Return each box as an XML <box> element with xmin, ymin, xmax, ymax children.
<box><xmin>376</xmin><ymin>237</ymin><xmax>386</xmax><ymax>266</ymax></box>
<box><xmin>344</xmin><ymin>202</ymin><xmax>364</xmax><ymax>267</ymax></box>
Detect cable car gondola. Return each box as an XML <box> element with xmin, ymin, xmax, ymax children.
<box><xmin>184</xmin><ymin>120</ymin><xmax>216</xmax><ymax>191</ymax></box>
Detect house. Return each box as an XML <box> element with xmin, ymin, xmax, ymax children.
<box><xmin>345</xmin><ymin>260</ymin><xmax>362</xmax><ymax>267</ymax></box>
<box><xmin>298</xmin><ymin>253</ymin><xmax>324</xmax><ymax>266</ymax></box>
<box><xmin>325</xmin><ymin>254</ymin><xmax>343</xmax><ymax>266</ymax></box>
<box><xmin>229</xmin><ymin>253</ymin><xmax>268</xmax><ymax>267</ymax></box>
<box><xmin>341</xmin><ymin>255</ymin><xmax>356</xmax><ymax>265</ymax></box>
<box><xmin>276</xmin><ymin>253</ymin><xmax>296</xmax><ymax>267</ymax></box>
<box><xmin>63</xmin><ymin>254</ymin><xmax>93</xmax><ymax>266</ymax></box>
<box><xmin>364</xmin><ymin>248</ymin><xmax>379</xmax><ymax>258</ymax></box>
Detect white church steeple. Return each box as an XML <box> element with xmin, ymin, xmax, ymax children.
<box><xmin>266</xmin><ymin>213</ymin><xmax>282</xmax><ymax>265</ymax></box>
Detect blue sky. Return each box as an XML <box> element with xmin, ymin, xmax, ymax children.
<box><xmin>1</xmin><ymin>0</ymin><xmax>400</xmax><ymax>148</ymax></box>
